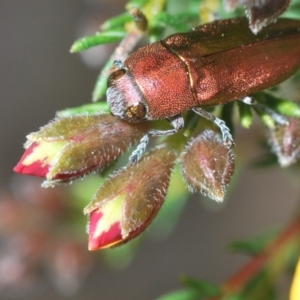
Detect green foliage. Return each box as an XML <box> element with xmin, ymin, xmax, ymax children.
<box><xmin>70</xmin><ymin>29</ymin><xmax>125</xmax><ymax>53</ymax></box>
<box><xmin>255</xmin><ymin>92</ymin><xmax>300</xmax><ymax>118</ymax></box>
<box><xmin>221</xmin><ymin>102</ymin><xmax>235</xmax><ymax>138</ymax></box>
<box><xmin>153</xmin><ymin>12</ymin><xmax>198</xmax><ymax>32</ymax></box>
<box><xmin>229</xmin><ymin>228</ymin><xmax>278</xmax><ymax>255</ymax></box>
<box><xmin>238</xmin><ymin>270</ymin><xmax>276</xmax><ymax>300</ymax></box>
<box><xmin>156</xmin><ymin>289</ymin><xmax>201</xmax><ymax>300</ymax></box>
<box><xmin>237</xmin><ymin>102</ymin><xmax>253</xmax><ymax>128</ymax></box>
<box><xmin>156</xmin><ymin>276</ymin><xmax>220</xmax><ymax>300</ymax></box>
<box><xmin>181</xmin><ymin>276</ymin><xmax>221</xmax><ymax>297</ymax></box>
<box><xmin>101</xmin><ymin>12</ymin><xmax>132</xmax><ymax>31</ymax></box>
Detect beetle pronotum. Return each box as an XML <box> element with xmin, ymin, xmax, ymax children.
<box><xmin>107</xmin><ymin>18</ymin><xmax>300</xmax><ymax>163</ymax></box>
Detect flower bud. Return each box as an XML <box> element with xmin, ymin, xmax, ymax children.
<box><xmin>224</xmin><ymin>0</ymin><xmax>290</xmax><ymax>33</ymax></box>
<box><xmin>267</xmin><ymin>118</ymin><xmax>300</xmax><ymax>167</ymax></box>
<box><xmin>181</xmin><ymin>130</ymin><xmax>235</xmax><ymax>202</ymax></box>
<box><xmin>84</xmin><ymin>146</ymin><xmax>176</xmax><ymax>250</ymax></box>
<box><xmin>14</xmin><ymin>114</ymin><xmax>148</xmax><ymax>185</ymax></box>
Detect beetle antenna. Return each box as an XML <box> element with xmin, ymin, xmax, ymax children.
<box><xmin>191</xmin><ymin>107</ymin><xmax>235</xmax><ymax>147</ymax></box>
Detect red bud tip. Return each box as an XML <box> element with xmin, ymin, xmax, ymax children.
<box><xmin>88</xmin><ymin>210</ymin><xmax>122</xmax><ymax>250</ymax></box>
<box><xmin>13</xmin><ymin>142</ymin><xmax>50</xmax><ymax>177</ymax></box>
<box><xmin>84</xmin><ymin>146</ymin><xmax>176</xmax><ymax>250</ymax></box>
<box><xmin>14</xmin><ymin>114</ymin><xmax>148</xmax><ymax>185</ymax></box>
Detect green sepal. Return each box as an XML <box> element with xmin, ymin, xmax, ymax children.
<box><xmin>29</xmin><ymin>114</ymin><xmax>111</xmax><ymax>141</ymax></box>
<box><xmin>56</xmin><ymin>102</ymin><xmax>109</xmax><ymax>117</ymax></box>
<box><xmin>101</xmin><ymin>12</ymin><xmax>132</xmax><ymax>31</ymax></box>
<box><xmin>70</xmin><ymin>29</ymin><xmax>126</xmax><ymax>53</ymax></box>
<box><xmin>238</xmin><ymin>102</ymin><xmax>253</xmax><ymax>128</ymax></box>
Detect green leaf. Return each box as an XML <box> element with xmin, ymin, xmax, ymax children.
<box><xmin>148</xmin><ymin>25</ymin><xmax>165</xmax><ymax>43</ymax></box>
<box><xmin>255</xmin><ymin>108</ymin><xmax>276</xmax><ymax>129</ymax></box>
<box><xmin>257</xmin><ymin>92</ymin><xmax>300</xmax><ymax>118</ymax></box>
<box><xmin>56</xmin><ymin>102</ymin><xmax>109</xmax><ymax>117</ymax></box>
<box><xmin>229</xmin><ymin>240</ymin><xmax>264</xmax><ymax>256</ymax></box>
<box><xmin>282</xmin><ymin>2</ymin><xmax>300</xmax><ymax>18</ymax></box>
<box><xmin>181</xmin><ymin>276</ymin><xmax>220</xmax><ymax>297</ymax></box>
<box><xmin>155</xmin><ymin>289</ymin><xmax>200</xmax><ymax>300</ymax></box>
<box><xmin>70</xmin><ymin>29</ymin><xmax>125</xmax><ymax>53</ymax></box>
<box><xmin>92</xmin><ymin>58</ymin><xmax>113</xmax><ymax>101</ymax></box>
<box><xmin>229</xmin><ymin>228</ymin><xmax>277</xmax><ymax>255</ymax></box>
<box><xmin>238</xmin><ymin>270</ymin><xmax>276</xmax><ymax>300</ymax></box>
<box><xmin>221</xmin><ymin>102</ymin><xmax>235</xmax><ymax>138</ymax></box>
<box><xmin>238</xmin><ymin>102</ymin><xmax>253</xmax><ymax>128</ymax></box>
<box><xmin>153</xmin><ymin>12</ymin><xmax>198</xmax><ymax>31</ymax></box>
<box><xmin>126</xmin><ymin>0</ymin><xmax>149</xmax><ymax>8</ymax></box>
<box><xmin>101</xmin><ymin>12</ymin><xmax>132</xmax><ymax>31</ymax></box>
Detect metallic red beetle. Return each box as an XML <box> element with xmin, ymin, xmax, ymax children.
<box><xmin>107</xmin><ymin>18</ymin><xmax>300</xmax><ymax>163</ymax></box>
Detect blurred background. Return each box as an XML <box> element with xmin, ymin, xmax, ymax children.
<box><xmin>1</xmin><ymin>0</ymin><xmax>300</xmax><ymax>299</ymax></box>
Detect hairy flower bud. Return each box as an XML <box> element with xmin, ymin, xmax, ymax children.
<box><xmin>14</xmin><ymin>114</ymin><xmax>148</xmax><ymax>186</ymax></box>
<box><xmin>181</xmin><ymin>130</ymin><xmax>235</xmax><ymax>202</ymax></box>
<box><xmin>267</xmin><ymin>118</ymin><xmax>300</xmax><ymax>167</ymax></box>
<box><xmin>224</xmin><ymin>0</ymin><xmax>291</xmax><ymax>33</ymax></box>
<box><xmin>84</xmin><ymin>146</ymin><xmax>176</xmax><ymax>250</ymax></box>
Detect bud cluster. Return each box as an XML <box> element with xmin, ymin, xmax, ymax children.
<box><xmin>14</xmin><ymin>112</ymin><xmax>237</xmax><ymax>250</ymax></box>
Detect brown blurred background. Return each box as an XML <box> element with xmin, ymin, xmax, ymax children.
<box><xmin>0</xmin><ymin>1</ymin><xmax>299</xmax><ymax>299</ymax></box>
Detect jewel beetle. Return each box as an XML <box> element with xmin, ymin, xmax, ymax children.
<box><xmin>106</xmin><ymin>18</ymin><xmax>300</xmax><ymax>163</ymax></box>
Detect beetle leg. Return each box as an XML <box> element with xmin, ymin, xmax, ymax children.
<box><xmin>128</xmin><ymin>114</ymin><xmax>184</xmax><ymax>164</ymax></box>
<box><xmin>240</xmin><ymin>96</ymin><xmax>289</xmax><ymax>125</ymax></box>
<box><xmin>191</xmin><ymin>107</ymin><xmax>235</xmax><ymax>147</ymax></box>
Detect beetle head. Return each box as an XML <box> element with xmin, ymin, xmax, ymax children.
<box><xmin>107</xmin><ymin>68</ymin><xmax>148</xmax><ymax>123</ymax></box>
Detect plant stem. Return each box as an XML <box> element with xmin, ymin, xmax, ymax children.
<box><xmin>209</xmin><ymin>215</ymin><xmax>300</xmax><ymax>299</ymax></box>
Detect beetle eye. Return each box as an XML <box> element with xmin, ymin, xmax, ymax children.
<box><xmin>107</xmin><ymin>69</ymin><xmax>126</xmax><ymax>87</ymax></box>
<box><xmin>125</xmin><ymin>102</ymin><xmax>147</xmax><ymax>122</ymax></box>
